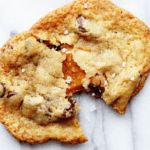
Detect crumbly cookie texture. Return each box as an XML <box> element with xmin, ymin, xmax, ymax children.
<box><xmin>0</xmin><ymin>0</ymin><xmax>150</xmax><ymax>144</ymax></box>
<box><xmin>0</xmin><ymin>35</ymin><xmax>79</xmax><ymax>125</ymax></box>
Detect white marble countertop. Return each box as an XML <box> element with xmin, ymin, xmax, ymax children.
<box><xmin>0</xmin><ymin>0</ymin><xmax>150</xmax><ymax>150</ymax></box>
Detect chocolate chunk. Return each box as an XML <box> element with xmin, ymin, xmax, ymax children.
<box><xmin>0</xmin><ymin>83</ymin><xmax>6</xmax><ymax>98</ymax></box>
<box><xmin>8</xmin><ymin>44</ymin><xmax>13</xmax><ymax>49</ymax></box>
<box><xmin>7</xmin><ymin>91</ymin><xmax>17</xmax><ymax>98</ymax></box>
<box><xmin>36</xmin><ymin>38</ymin><xmax>62</xmax><ymax>51</ymax></box>
<box><xmin>42</xmin><ymin>40</ymin><xmax>61</xmax><ymax>51</ymax></box>
<box><xmin>63</xmin><ymin>98</ymin><xmax>76</xmax><ymax>118</ymax></box>
<box><xmin>76</xmin><ymin>15</ymin><xmax>87</xmax><ymax>33</ymax></box>
<box><xmin>68</xmin><ymin>98</ymin><xmax>76</xmax><ymax>107</ymax></box>
<box><xmin>35</xmin><ymin>35</ymin><xmax>73</xmax><ymax>52</ymax></box>
<box><xmin>88</xmin><ymin>84</ymin><xmax>104</xmax><ymax>98</ymax></box>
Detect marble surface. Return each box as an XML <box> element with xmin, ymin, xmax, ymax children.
<box><xmin>0</xmin><ymin>0</ymin><xmax>150</xmax><ymax>150</ymax></box>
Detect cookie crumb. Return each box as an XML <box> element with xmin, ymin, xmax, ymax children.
<box><xmin>64</xmin><ymin>30</ymin><xmax>69</xmax><ymax>35</ymax></box>
<box><xmin>65</xmin><ymin>76</ymin><xmax>72</xmax><ymax>84</ymax></box>
<box><xmin>122</xmin><ymin>62</ymin><xmax>126</xmax><ymax>67</ymax></box>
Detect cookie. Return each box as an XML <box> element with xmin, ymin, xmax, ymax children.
<box><xmin>0</xmin><ymin>0</ymin><xmax>150</xmax><ymax>145</ymax></box>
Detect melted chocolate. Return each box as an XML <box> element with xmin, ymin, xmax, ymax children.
<box><xmin>88</xmin><ymin>84</ymin><xmax>104</xmax><ymax>98</ymax></box>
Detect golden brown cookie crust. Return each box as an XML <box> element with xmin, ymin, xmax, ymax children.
<box><xmin>0</xmin><ymin>0</ymin><xmax>150</xmax><ymax>145</ymax></box>
<box><xmin>0</xmin><ymin>101</ymin><xmax>87</xmax><ymax>144</ymax></box>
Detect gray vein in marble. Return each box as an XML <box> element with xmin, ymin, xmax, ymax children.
<box><xmin>92</xmin><ymin>100</ymin><xmax>108</xmax><ymax>150</ymax></box>
<box><xmin>129</xmin><ymin>106</ymin><xmax>136</xmax><ymax>150</ymax></box>
<box><xmin>90</xmin><ymin>108</ymin><xmax>97</xmax><ymax>150</ymax></box>
<box><xmin>101</xmin><ymin>103</ymin><xmax>108</xmax><ymax>150</ymax></box>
